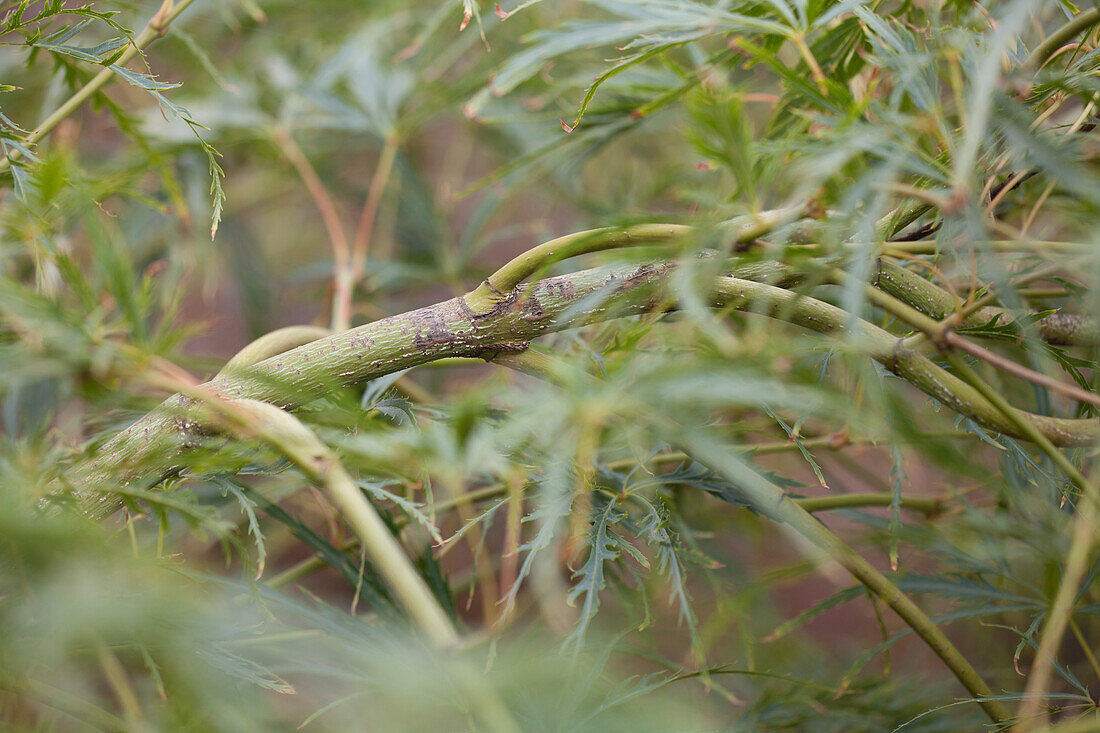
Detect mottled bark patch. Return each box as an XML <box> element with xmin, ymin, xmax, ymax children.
<box><xmin>413</xmin><ymin>300</ymin><xmax>462</xmax><ymax>352</ymax></box>
<box><xmin>520</xmin><ymin>293</ymin><xmax>546</xmax><ymax>321</ymax></box>
<box><xmin>544</xmin><ymin>279</ymin><xmax>576</xmax><ymax>300</ymax></box>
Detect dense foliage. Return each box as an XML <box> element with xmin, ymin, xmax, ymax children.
<box><xmin>2</xmin><ymin>0</ymin><xmax>1100</xmax><ymax>730</ymax></box>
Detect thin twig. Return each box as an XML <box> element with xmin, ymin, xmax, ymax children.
<box><xmin>347</xmin><ymin>134</ymin><xmax>400</xmax><ymax>291</ymax></box>
<box><xmin>943</xmin><ymin>331</ymin><xmax>1100</xmax><ymax>409</ymax></box>
<box><xmin>270</xmin><ymin>126</ymin><xmax>353</xmax><ymax>330</ymax></box>
<box><xmin>0</xmin><ymin>0</ymin><xmax>198</xmax><ymax>173</ymax></box>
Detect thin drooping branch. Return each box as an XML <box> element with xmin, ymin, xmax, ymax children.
<box><xmin>350</xmin><ymin>134</ymin><xmax>400</xmax><ymax>286</ymax></box>
<box><xmin>0</xmin><ymin>0</ymin><xmax>198</xmax><ymax>174</ymax></box>
<box><xmin>684</xmin><ymin>430</ymin><xmax>1012</xmax><ymax>726</ymax></box>
<box><xmin>219</xmin><ymin>399</ymin><xmax>459</xmax><ymax>647</ymax></box>
<box><xmin>491</xmin><ymin>348</ymin><xmax>1010</xmax><ymax>726</ymax></box>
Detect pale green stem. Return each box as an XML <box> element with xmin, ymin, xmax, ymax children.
<box><xmin>0</xmin><ymin>0</ymin><xmax>197</xmax><ymax>173</ymax></box>
<box><xmin>463</xmin><ymin>206</ymin><xmax>803</xmax><ymax>314</ymax></box>
<box><xmin>872</xmin><ymin>259</ymin><xmax>1097</xmax><ymax>347</ymax></box>
<box><xmin>687</xmin><ymin>432</ymin><xmax>1012</xmax><ymax>725</ymax></box>
<box><xmin>941</xmin><ymin>355</ymin><xmax>1099</xmax><ymax>731</ymax></box>
<box><xmin>218</xmin><ymin>326</ymin><xmax>332</xmax><ymax>376</ymax></box>
<box><xmin>709</xmin><ymin>277</ymin><xmax>1097</xmax><ymax>447</ymax></box>
<box><xmin>208</xmin><ymin>397</ymin><xmax>459</xmax><ymax>647</ymax></box>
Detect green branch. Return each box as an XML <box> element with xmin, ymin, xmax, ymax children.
<box><xmin>1025</xmin><ymin>8</ymin><xmax>1100</xmax><ymax>73</ymax></box>
<box><xmin>709</xmin><ymin>277</ymin><xmax>1097</xmax><ymax>447</ymax></box>
<box><xmin>872</xmin><ymin>259</ymin><xmax>1097</xmax><ymax>347</ymax></box>
<box><xmin>463</xmin><ymin>206</ymin><xmax>803</xmax><ymax>314</ymax></box>
<box><xmin>78</xmin><ymin>262</ymin><xmax>1099</xmax><ymax>520</ymax></box>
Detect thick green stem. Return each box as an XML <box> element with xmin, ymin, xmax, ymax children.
<box><xmin>709</xmin><ymin>277</ymin><xmax>1097</xmax><ymax>447</ymax></box>
<box><xmin>463</xmin><ymin>224</ymin><xmax>692</xmax><ymax>313</ymax></box>
<box><xmin>872</xmin><ymin>259</ymin><xmax>1097</xmax><ymax>347</ymax></box>
<box><xmin>78</xmin><ymin>264</ymin><xmax>1100</xmax><ymax>519</ymax></box>
<box><xmin>1026</xmin><ymin>8</ymin><xmax>1100</xmax><ymax>73</ymax></box>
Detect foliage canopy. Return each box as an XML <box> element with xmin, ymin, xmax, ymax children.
<box><xmin>2</xmin><ymin>0</ymin><xmax>1100</xmax><ymax>730</ymax></box>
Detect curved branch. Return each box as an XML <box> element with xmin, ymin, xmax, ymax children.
<box><xmin>77</xmin><ymin>262</ymin><xmax>1099</xmax><ymax>520</ymax></box>
<box><xmin>78</xmin><ymin>262</ymin><xmax>674</xmax><ymax>517</ymax></box>
<box><xmin>1025</xmin><ymin>8</ymin><xmax>1100</xmax><ymax>73</ymax></box>
<box><xmin>463</xmin><ymin>206</ymin><xmax>803</xmax><ymax>314</ymax></box>
<box><xmin>709</xmin><ymin>277</ymin><xmax>1097</xmax><ymax>447</ymax></box>
<box><xmin>872</xmin><ymin>259</ymin><xmax>1097</xmax><ymax>347</ymax></box>
<box><xmin>203</xmin><ymin>397</ymin><xmax>459</xmax><ymax>647</ymax></box>
<box><xmin>218</xmin><ymin>325</ymin><xmax>332</xmax><ymax>376</ymax></box>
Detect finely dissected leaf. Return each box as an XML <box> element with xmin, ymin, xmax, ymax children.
<box><xmin>627</xmin><ymin>494</ymin><xmax>697</xmax><ymax>633</ymax></box>
<box><xmin>765</xmin><ymin>586</ymin><xmax>866</xmax><ymax>642</ymax></box>
<box><xmin>501</xmin><ymin>461</ymin><xmax>574</xmax><ymax>613</ymax></box>
<box><xmin>439</xmin><ymin>496</ymin><xmax>505</xmax><ymax>549</ymax></box>
<box><xmin>218</xmin><ymin>478</ymin><xmax>268</xmax><ymax>579</ymax></box>
<box><xmin>196</xmin><ymin>644</ymin><xmax>296</xmax><ymax>694</ymax></box>
<box><xmin>566</xmin><ymin>45</ymin><xmax>670</xmax><ymax>132</ymax></box>
<box><xmin>566</xmin><ymin>493</ymin><xmax>635</xmax><ymax>648</ymax></box>
<box><xmin>764</xmin><ymin>406</ymin><xmax>828</xmax><ymax>489</ymax></box>
<box><xmin>358</xmin><ymin>479</ymin><xmax>443</xmax><ymax>544</ymax></box>
<box><xmin>106</xmin><ymin>64</ymin><xmax>224</xmax><ymax>237</ymax></box>
<box><xmin>465</xmin><ymin>0</ymin><xmax>788</xmax><ymax>118</ymax></box>
<box><xmin>242</xmin><ymin>484</ymin><xmax>395</xmax><ymax>612</ymax></box>
<box><xmin>31</xmin><ymin>20</ymin><xmax>128</xmax><ymax>64</ymax></box>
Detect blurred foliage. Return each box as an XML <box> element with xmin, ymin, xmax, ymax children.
<box><xmin>2</xmin><ymin>0</ymin><xmax>1100</xmax><ymax>730</ymax></box>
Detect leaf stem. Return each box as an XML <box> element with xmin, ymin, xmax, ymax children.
<box><xmin>0</xmin><ymin>0</ymin><xmax>197</xmax><ymax>173</ymax></box>
<box><xmin>350</xmin><ymin>133</ymin><xmax>400</xmax><ymax>281</ymax></box>
<box><xmin>943</xmin><ymin>331</ymin><xmax>1100</xmax><ymax>410</ymax></box>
